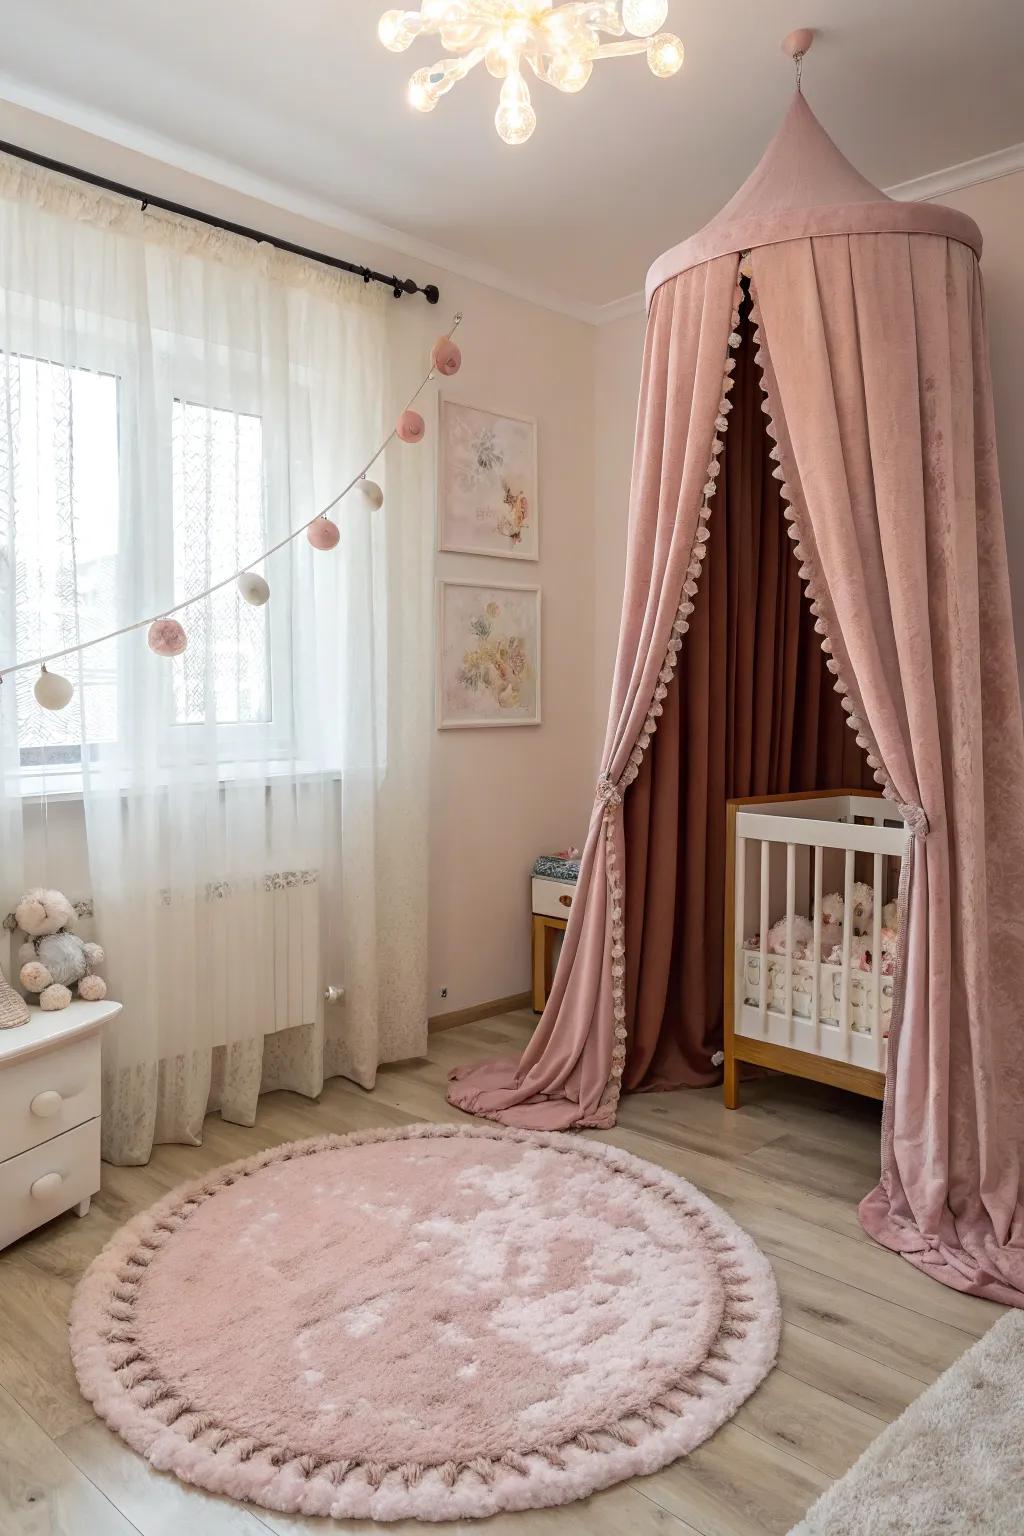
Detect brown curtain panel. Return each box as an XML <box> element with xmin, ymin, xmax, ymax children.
<box><xmin>622</xmin><ymin>313</ymin><xmax>873</xmax><ymax>1092</ymax></box>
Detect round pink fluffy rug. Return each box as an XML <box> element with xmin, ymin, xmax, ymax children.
<box><xmin>70</xmin><ymin>1123</ymin><xmax>780</xmax><ymax>1522</ymax></box>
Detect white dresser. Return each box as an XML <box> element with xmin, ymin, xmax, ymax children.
<box><xmin>0</xmin><ymin>999</ymin><xmax>120</xmax><ymax>1250</ymax></box>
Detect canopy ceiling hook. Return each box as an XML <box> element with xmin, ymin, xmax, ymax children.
<box><xmin>781</xmin><ymin>28</ymin><xmax>815</xmax><ymax>91</ymax></box>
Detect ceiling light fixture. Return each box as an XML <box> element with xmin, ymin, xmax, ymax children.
<box><xmin>378</xmin><ymin>1</ymin><xmax>684</xmax><ymax>145</ymax></box>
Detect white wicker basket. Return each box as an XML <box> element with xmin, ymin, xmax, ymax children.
<box><xmin>0</xmin><ymin>967</ymin><xmax>29</xmax><ymax>1030</ymax></box>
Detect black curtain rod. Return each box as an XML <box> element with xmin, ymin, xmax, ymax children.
<box><xmin>0</xmin><ymin>138</ymin><xmax>440</xmax><ymax>305</ymax></box>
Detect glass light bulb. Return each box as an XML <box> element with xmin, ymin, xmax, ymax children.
<box><xmin>622</xmin><ymin>0</ymin><xmax>668</xmax><ymax>37</ymax></box>
<box><xmin>378</xmin><ymin>9</ymin><xmax>418</xmax><ymax>50</ymax></box>
<box><xmin>548</xmin><ymin>50</ymin><xmax>593</xmax><ymax>92</ymax></box>
<box><xmin>647</xmin><ymin>31</ymin><xmax>684</xmax><ymax>76</ymax></box>
<box><xmin>408</xmin><ymin>57</ymin><xmax>466</xmax><ymax>110</ymax></box>
<box><xmin>495</xmin><ymin>72</ymin><xmax>537</xmax><ymax>144</ymax></box>
<box><xmin>408</xmin><ymin>66</ymin><xmax>441</xmax><ymax>110</ymax></box>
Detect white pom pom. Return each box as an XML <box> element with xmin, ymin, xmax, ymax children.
<box><xmin>34</xmin><ymin>666</ymin><xmax>73</xmax><ymax>711</ymax></box>
<box><xmin>40</xmin><ymin>983</ymin><xmax>72</xmax><ymax>1011</ymax></box>
<box><xmin>357</xmin><ymin>478</ymin><xmax>384</xmax><ymax>511</ymax></box>
<box><xmin>236</xmin><ymin>572</ymin><xmax>270</xmax><ymax>606</ymax></box>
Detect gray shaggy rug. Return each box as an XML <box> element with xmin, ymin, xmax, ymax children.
<box><xmin>791</xmin><ymin>1311</ymin><xmax>1024</xmax><ymax>1535</ymax></box>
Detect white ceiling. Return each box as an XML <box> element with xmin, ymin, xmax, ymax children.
<box><xmin>2</xmin><ymin>0</ymin><xmax>1023</xmax><ymax>315</ymax></box>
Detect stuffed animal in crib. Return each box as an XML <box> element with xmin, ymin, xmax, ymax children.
<box><xmin>820</xmin><ymin>883</ymin><xmax>877</xmax><ymax>936</ymax></box>
<box><xmin>766</xmin><ymin>914</ymin><xmax>814</xmax><ymax>958</ymax></box>
<box><xmin>848</xmin><ymin>881</ymin><xmax>876</xmax><ymax>934</ymax></box>
<box><xmin>12</xmin><ymin>889</ymin><xmax>107</xmax><ymax>1011</ymax></box>
<box><xmin>827</xmin><ymin>935</ymin><xmax>873</xmax><ymax>972</ymax></box>
<box><xmin>826</xmin><ymin>929</ymin><xmax>899</xmax><ymax>975</ymax></box>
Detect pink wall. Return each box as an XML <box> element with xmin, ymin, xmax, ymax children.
<box><xmin>939</xmin><ymin>172</ymin><xmax>1024</xmax><ymax>666</ymax></box>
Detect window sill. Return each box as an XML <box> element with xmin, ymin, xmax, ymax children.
<box><xmin>12</xmin><ymin>760</ymin><xmax>341</xmax><ymax>804</ymax></box>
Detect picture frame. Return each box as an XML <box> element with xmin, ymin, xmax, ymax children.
<box><xmin>436</xmin><ymin>580</ymin><xmax>542</xmax><ymax>729</ymax></box>
<box><xmin>437</xmin><ymin>398</ymin><xmax>539</xmax><ymax>561</ymax></box>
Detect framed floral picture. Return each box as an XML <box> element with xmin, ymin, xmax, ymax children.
<box><xmin>437</xmin><ymin>399</ymin><xmax>538</xmax><ymax>561</ymax></box>
<box><xmin>437</xmin><ymin>581</ymin><xmax>541</xmax><ymax>728</ymax></box>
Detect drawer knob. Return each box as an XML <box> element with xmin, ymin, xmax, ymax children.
<box><xmin>559</xmin><ymin>893</ymin><xmax>573</xmax><ymax>908</ymax></box>
<box><xmin>30</xmin><ymin>1171</ymin><xmax>65</xmax><ymax>1201</ymax></box>
<box><xmin>30</xmin><ymin>1090</ymin><xmax>64</xmax><ymax>1119</ymax></box>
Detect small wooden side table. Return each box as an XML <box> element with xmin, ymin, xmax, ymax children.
<box><xmin>531</xmin><ymin>867</ymin><xmax>577</xmax><ymax>1012</ymax></box>
<box><xmin>532</xmin><ymin>914</ymin><xmax>567</xmax><ymax>1012</ymax></box>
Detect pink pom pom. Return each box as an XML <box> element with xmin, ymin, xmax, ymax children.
<box><xmin>307</xmin><ymin>517</ymin><xmax>341</xmax><ymax>550</ymax></box>
<box><xmin>147</xmin><ymin>618</ymin><xmax>187</xmax><ymax>656</ymax></box>
<box><xmin>396</xmin><ymin>409</ymin><xmax>425</xmax><ymax>444</ymax></box>
<box><xmin>431</xmin><ymin>338</ymin><xmax>462</xmax><ymax>376</ymax></box>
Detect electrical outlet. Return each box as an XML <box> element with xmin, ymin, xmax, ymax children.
<box><xmin>440</xmin><ymin>986</ymin><xmax>448</xmax><ymax>999</ymax></box>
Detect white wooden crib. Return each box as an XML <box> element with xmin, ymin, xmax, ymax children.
<box><xmin>723</xmin><ymin>790</ymin><xmax>907</xmax><ymax>1108</ymax></box>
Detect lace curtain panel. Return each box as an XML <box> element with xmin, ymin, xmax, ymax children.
<box><xmin>0</xmin><ymin>156</ymin><xmax>432</xmax><ymax>1163</ymax></box>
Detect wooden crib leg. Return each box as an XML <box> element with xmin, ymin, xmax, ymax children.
<box><xmin>723</xmin><ymin>1046</ymin><xmax>741</xmax><ymax>1110</ymax></box>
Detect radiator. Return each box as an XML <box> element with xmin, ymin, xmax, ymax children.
<box><xmin>11</xmin><ymin>876</ymin><xmax>325</xmax><ymax>1048</ymax></box>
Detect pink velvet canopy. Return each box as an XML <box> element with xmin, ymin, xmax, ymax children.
<box><xmin>450</xmin><ymin>92</ymin><xmax>1024</xmax><ymax>1307</ymax></box>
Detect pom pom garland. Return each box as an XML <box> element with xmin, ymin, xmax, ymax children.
<box><xmin>431</xmin><ymin>337</ymin><xmax>462</xmax><ymax>376</ymax></box>
<box><xmin>307</xmin><ymin>517</ymin><xmax>341</xmax><ymax>551</ymax></box>
<box><xmin>148</xmin><ymin>619</ymin><xmax>188</xmax><ymax>657</ymax></box>
<box><xmin>236</xmin><ymin>572</ymin><xmax>271</xmax><ymax>606</ymax></box>
<box><xmin>33</xmin><ymin>665</ymin><xmax>74</xmax><ymax>711</ymax></box>
<box><xmin>357</xmin><ymin>478</ymin><xmax>385</xmax><ymax>510</ymax></box>
<box><xmin>396</xmin><ymin>409</ymin><xmax>425</xmax><ymax>444</ymax></box>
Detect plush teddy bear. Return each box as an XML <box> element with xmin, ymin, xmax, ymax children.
<box><xmin>766</xmin><ymin>914</ymin><xmax>814</xmax><ymax>958</ymax></box>
<box><xmin>13</xmin><ymin>889</ymin><xmax>107</xmax><ymax>1011</ymax></box>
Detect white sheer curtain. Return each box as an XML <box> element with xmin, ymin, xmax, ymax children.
<box><xmin>0</xmin><ymin>156</ymin><xmax>431</xmax><ymax>1163</ymax></box>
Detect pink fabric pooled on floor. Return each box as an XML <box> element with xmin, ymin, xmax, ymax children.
<box><xmin>70</xmin><ymin>1123</ymin><xmax>779</xmax><ymax>1522</ymax></box>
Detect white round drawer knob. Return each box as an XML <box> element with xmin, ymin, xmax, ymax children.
<box><xmin>30</xmin><ymin>1089</ymin><xmax>64</xmax><ymax>1119</ymax></box>
<box><xmin>30</xmin><ymin>1171</ymin><xmax>65</xmax><ymax>1201</ymax></box>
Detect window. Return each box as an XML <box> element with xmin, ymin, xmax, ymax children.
<box><xmin>171</xmin><ymin>399</ymin><xmax>270</xmax><ymax>727</ymax></box>
<box><xmin>1</xmin><ymin>353</ymin><xmax>278</xmax><ymax>776</ymax></box>
<box><xmin>0</xmin><ymin>354</ymin><xmax>120</xmax><ymax>767</ymax></box>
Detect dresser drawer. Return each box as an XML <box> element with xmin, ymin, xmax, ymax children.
<box><xmin>0</xmin><ymin>1031</ymin><xmax>100</xmax><ymax>1163</ymax></box>
<box><xmin>532</xmin><ymin>876</ymin><xmax>576</xmax><ymax>920</ymax></box>
<box><xmin>0</xmin><ymin>1118</ymin><xmax>100</xmax><ymax>1250</ymax></box>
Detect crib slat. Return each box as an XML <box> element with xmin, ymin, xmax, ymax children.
<box><xmin>872</xmin><ymin>850</ymin><xmax>884</xmax><ymax>1072</ymax></box>
<box><xmin>812</xmin><ymin>845</ymin><xmax>823</xmax><ymax>1057</ymax></box>
<box><xmin>735</xmin><ymin>836</ymin><xmax>747</xmax><ymax>1047</ymax></box>
<box><xmin>840</xmin><ymin>847</ymin><xmax>854</xmax><ymax>1059</ymax></box>
<box><xmin>759</xmin><ymin>839</ymin><xmax>770</xmax><ymax>1033</ymax></box>
<box><xmin>785</xmin><ymin>841</ymin><xmax>796</xmax><ymax>1044</ymax></box>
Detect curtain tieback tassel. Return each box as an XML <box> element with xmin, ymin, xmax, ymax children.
<box><xmin>596</xmin><ymin>773</ymin><xmax>623</xmax><ymax>808</ymax></box>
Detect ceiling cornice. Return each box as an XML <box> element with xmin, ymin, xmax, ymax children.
<box><xmin>885</xmin><ymin>140</ymin><xmax>1024</xmax><ymax>203</ymax></box>
<box><xmin>1</xmin><ymin>72</ymin><xmax>1021</xmax><ymax>329</ymax></box>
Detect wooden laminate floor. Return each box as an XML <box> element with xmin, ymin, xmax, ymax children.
<box><xmin>1</xmin><ymin>1010</ymin><xmax>1006</xmax><ymax>1535</ymax></box>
